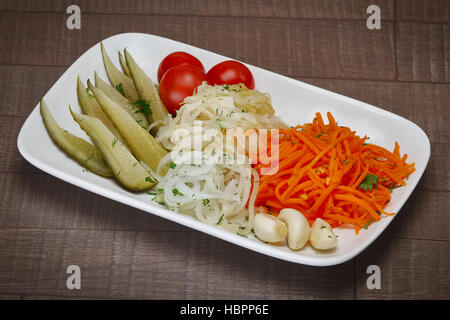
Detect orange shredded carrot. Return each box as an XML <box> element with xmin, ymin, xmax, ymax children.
<box><xmin>254</xmin><ymin>112</ymin><xmax>416</xmax><ymax>234</ymax></box>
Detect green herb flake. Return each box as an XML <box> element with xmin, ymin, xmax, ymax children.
<box><xmin>132</xmin><ymin>162</ymin><xmax>138</xmax><ymax>167</ymax></box>
<box><xmin>202</xmin><ymin>199</ymin><xmax>210</xmax><ymax>206</ymax></box>
<box><xmin>85</xmin><ymin>153</ymin><xmax>93</xmax><ymax>163</ymax></box>
<box><xmin>145</xmin><ymin>176</ymin><xmax>155</xmax><ymax>184</ymax></box>
<box><xmin>217</xmin><ymin>214</ymin><xmax>224</xmax><ymax>225</ymax></box>
<box><xmin>132</xmin><ymin>100</ymin><xmax>152</xmax><ymax>115</ymax></box>
<box><xmin>112</xmin><ymin>137</ymin><xmax>118</xmax><ymax>147</ymax></box>
<box><xmin>358</xmin><ymin>174</ymin><xmax>379</xmax><ymax>191</ymax></box>
<box><xmin>115</xmin><ymin>83</ymin><xmax>125</xmax><ymax>97</ymax></box>
<box><xmin>169</xmin><ymin>162</ymin><xmax>177</xmax><ymax>169</ymax></box>
<box><xmin>172</xmin><ymin>188</ymin><xmax>183</xmax><ymax>196</ymax></box>
<box><xmin>316</xmin><ymin>132</ymin><xmax>327</xmax><ymax>138</ymax></box>
<box><xmin>85</xmin><ymin>87</ymin><xmax>94</xmax><ymax>98</ymax></box>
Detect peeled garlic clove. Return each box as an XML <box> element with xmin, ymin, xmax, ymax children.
<box><xmin>253</xmin><ymin>213</ymin><xmax>288</xmax><ymax>243</ymax></box>
<box><xmin>310</xmin><ymin>218</ymin><xmax>337</xmax><ymax>250</ymax></box>
<box><xmin>278</xmin><ymin>208</ymin><xmax>311</xmax><ymax>250</ymax></box>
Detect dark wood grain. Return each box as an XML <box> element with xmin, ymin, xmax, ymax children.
<box><xmin>0</xmin><ymin>172</ymin><xmax>187</xmax><ymax>232</ymax></box>
<box><xmin>0</xmin><ymin>293</ymin><xmax>21</xmax><ymax>300</ymax></box>
<box><xmin>355</xmin><ymin>237</ymin><xmax>450</xmax><ymax>299</ymax></box>
<box><xmin>0</xmin><ymin>0</ymin><xmax>395</xmax><ymax>20</ymax></box>
<box><xmin>0</xmin><ymin>228</ymin><xmax>354</xmax><ymax>299</ymax></box>
<box><xmin>299</xmin><ymin>78</ymin><xmax>450</xmax><ymax>144</ymax></box>
<box><xmin>0</xmin><ymin>12</ymin><xmax>396</xmax><ymax>81</ymax></box>
<box><xmin>396</xmin><ymin>22</ymin><xmax>449</xmax><ymax>82</ymax></box>
<box><xmin>0</xmin><ymin>65</ymin><xmax>65</xmax><ymax>117</ymax></box>
<box><xmin>0</xmin><ymin>1</ymin><xmax>449</xmax><ymax>300</ymax></box>
<box><xmin>397</xmin><ymin>0</ymin><xmax>450</xmax><ymax>24</ymax></box>
<box><xmin>0</xmin><ymin>116</ymin><xmax>39</xmax><ymax>173</ymax></box>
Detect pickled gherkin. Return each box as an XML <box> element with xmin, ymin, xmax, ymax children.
<box><xmin>40</xmin><ymin>99</ymin><xmax>112</xmax><ymax>177</ymax></box>
<box><xmin>77</xmin><ymin>76</ymin><xmax>128</xmax><ymax>147</ymax></box>
<box><xmin>124</xmin><ymin>49</ymin><xmax>169</xmax><ymax>134</ymax></box>
<box><xmin>93</xmin><ymin>72</ymin><xmax>149</xmax><ymax>129</ymax></box>
<box><xmin>100</xmin><ymin>42</ymin><xmax>139</xmax><ymax>102</ymax></box>
<box><xmin>70</xmin><ymin>109</ymin><xmax>157</xmax><ymax>191</ymax></box>
<box><xmin>88</xmin><ymin>82</ymin><xmax>168</xmax><ymax>173</ymax></box>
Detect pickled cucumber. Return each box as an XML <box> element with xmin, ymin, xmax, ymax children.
<box><xmin>124</xmin><ymin>49</ymin><xmax>169</xmax><ymax>134</ymax></box>
<box><xmin>77</xmin><ymin>76</ymin><xmax>128</xmax><ymax>147</ymax></box>
<box><xmin>70</xmin><ymin>108</ymin><xmax>157</xmax><ymax>191</ymax></box>
<box><xmin>93</xmin><ymin>72</ymin><xmax>149</xmax><ymax>129</ymax></box>
<box><xmin>118</xmin><ymin>51</ymin><xmax>131</xmax><ymax>77</ymax></box>
<box><xmin>40</xmin><ymin>99</ymin><xmax>112</xmax><ymax>177</ymax></box>
<box><xmin>88</xmin><ymin>83</ymin><xmax>168</xmax><ymax>172</ymax></box>
<box><xmin>100</xmin><ymin>42</ymin><xmax>139</xmax><ymax>102</ymax></box>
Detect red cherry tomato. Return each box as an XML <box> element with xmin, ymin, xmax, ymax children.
<box><xmin>159</xmin><ymin>65</ymin><xmax>207</xmax><ymax>115</ymax></box>
<box><xmin>157</xmin><ymin>51</ymin><xmax>205</xmax><ymax>83</ymax></box>
<box><xmin>206</xmin><ymin>60</ymin><xmax>255</xmax><ymax>89</ymax></box>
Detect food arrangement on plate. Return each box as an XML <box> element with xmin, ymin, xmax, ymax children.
<box><xmin>39</xmin><ymin>42</ymin><xmax>416</xmax><ymax>253</ymax></box>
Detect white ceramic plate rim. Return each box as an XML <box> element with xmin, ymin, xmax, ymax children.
<box><xmin>17</xmin><ymin>33</ymin><xmax>430</xmax><ymax>266</ymax></box>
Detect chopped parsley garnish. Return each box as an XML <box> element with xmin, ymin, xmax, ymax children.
<box><xmin>132</xmin><ymin>162</ymin><xmax>138</xmax><ymax>167</ymax></box>
<box><xmin>320</xmin><ymin>225</ymin><xmax>326</xmax><ymax>229</ymax></box>
<box><xmin>202</xmin><ymin>199</ymin><xmax>210</xmax><ymax>206</ymax></box>
<box><xmin>147</xmin><ymin>191</ymin><xmax>157</xmax><ymax>196</ymax></box>
<box><xmin>363</xmin><ymin>219</ymin><xmax>375</xmax><ymax>230</ymax></box>
<box><xmin>217</xmin><ymin>214</ymin><xmax>224</xmax><ymax>225</ymax></box>
<box><xmin>132</xmin><ymin>100</ymin><xmax>152</xmax><ymax>115</ymax></box>
<box><xmin>169</xmin><ymin>162</ymin><xmax>176</xmax><ymax>169</ymax></box>
<box><xmin>316</xmin><ymin>132</ymin><xmax>327</xmax><ymax>138</ymax></box>
<box><xmin>359</xmin><ymin>174</ymin><xmax>379</xmax><ymax>191</ymax></box>
<box><xmin>145</xmin><ymin>176</ymin><xmax>155</xmax><ymax>183</ymax></box>
<box><xmin>362</xmin><ymin>137</ymin><xmax>370</xmax><ymax>146</ymax></box>
<box><xmin>85</xmin><ymin>153</ymin><xmax>93</xmax><ymax>163</ymax></box>
<box><xmin>112</xmin><ymin>137</ymin><xmax>118</xmax><ymax>147</ymax></box>
<box><xmin>86</xmin><ymin>87</ymin><xmax>94</xmax><ymax>98</ymax></box>
<box><xmin>172</xmin><ymin>188</ymin><xmax>183</xmax><ymax>196</ymax></box>
<box><xmin>115</xmin><ymin>83</ymin><xmax>125</xmax><ymax>97</ymax></box>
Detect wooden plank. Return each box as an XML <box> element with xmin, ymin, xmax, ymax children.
<box><xmin>382</xmin><ymin>190</ymin><xmax>450</xmax><ymax>241</ymax></box>
<box><xmin>0</xmin><ymin>293</ymin><xmax>21</xmax><ymax>299</ymax></box>
<box><xmin>0</xmin><ymin>163</ymin><xmax>448</xmax><ymax>240</ymax></box>
<box><xmin>0</xmin><ymin>228</ymin><xmax>355</xmax><ymax>299</ymax></box>
<box><xmin>0</xmin><ymin>0</ymin><xmax>395</xmax><ymax>20</ymax></box>
<box><xmin>397</xmin><ymin>0</ymin><xmax>450</xmax><ymax>24</ymax></box>
<box><xmin>396</xmin><ymin>22</ymin><xmax>448</xmax><ymax>82</ymax></box>
<box><xmin>0</xmin><ymin>12</ymin><xmax>396</xmax><ymax>81</ymax></box>
<box><xmin>355</xmin><ymin>236</ymin><xmax>450</xmax><ymax>299</ymax></box>
<box><xmin>0</xmin><ymin>65</ymin><xmax>65</xmax><ymax>117</ymax></box>
<box><xmin>22</xmin><ymin>294</ymin><xmax>108</xmax><ymax>299</ymax></box>
<box><xmin>0</xmin><ymin>172</ymin><xmax>187</xmax><ymax>232</ymax></box>
<box><xmin>2</xmin><ymin>65</ymin><xmax>447</xmax><ymax>143</ymax></box>
<box><xmin>299</xmin><ymin>78</ymin><xmax>450</xmax><ymax>144</ymax></box>
<box><xmin>0</xmin><ymin>228</ymin><xmax>113</xmax><ymax>297</ymax></box>
<box><xmin>0</xmin><ymin>116</ymin><xmax>40</xmax><ymax>173</ymax></box>
<box><xmin>446</xmin><ymin>26</ymin><xmax>450</xmax><ymax>82</ymax></box>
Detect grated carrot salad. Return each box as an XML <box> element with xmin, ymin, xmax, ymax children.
<box><xmin>253</xmin><ymin>112</ymin><xmax>416</xmax><ymax>234</ymax></box>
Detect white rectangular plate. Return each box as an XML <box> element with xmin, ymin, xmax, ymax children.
<box><xmin>17</xmin><ymin>33</ymin><xmax>430</xmax><ymax>266</ymax></box>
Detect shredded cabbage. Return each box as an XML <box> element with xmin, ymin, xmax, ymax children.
<box><xmin>152</xmin><ymin>83</ymin><xmax>285</xmax><ymax>234</ymax></box>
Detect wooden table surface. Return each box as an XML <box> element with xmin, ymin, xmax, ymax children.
<box><xmin>0</xmin><ymin>0</ymin><xmax>449</xmax><ymax>300</ymax></box>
